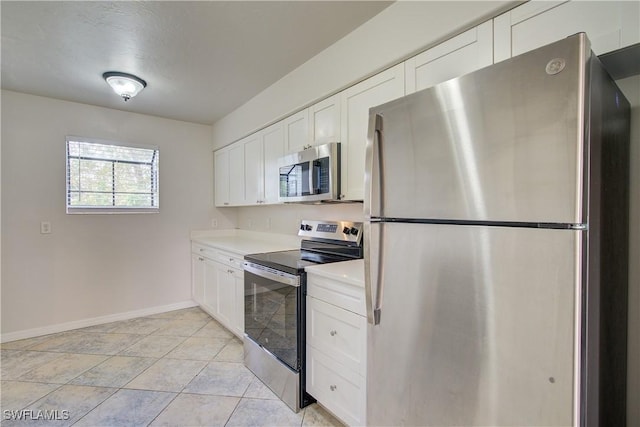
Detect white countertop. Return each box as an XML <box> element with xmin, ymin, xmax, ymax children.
<box><xmin>192</xmin><ymin>229</ymin><xmax>365</xmax><ymax>285</ymax></box>
<box><xmin>191</xmin><ymin>229</ymin><xmax>300</xmax><ymax>255</ymax></box>
<box><xmin>305</xmin><ymin>259</ymin><xmax>364</xmax><ymax>287</ymax></box>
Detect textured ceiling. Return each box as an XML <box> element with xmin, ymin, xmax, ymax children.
<box><xmin>1</xmin><ymin>1</ymin><xmax>392</xmax><ymax>125</ymax></box>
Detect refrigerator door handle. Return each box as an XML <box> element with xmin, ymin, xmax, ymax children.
<box><xmin>365</xmin><ymin>113</ymin><xmax>384</xmax><ymax>325</ymax></box>
<box><xmin>364</xmin><ymin>113</ymin><xmax>383</xmax><ymax>218</ymax></box>
<box><xmin>364</xmin><ymin>221</ymin><xmax>383</xmax><ymax>325</ymax></box>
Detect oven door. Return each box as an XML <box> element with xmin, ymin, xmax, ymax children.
<box><xmin>243</xmin><ymin>262</ymin><xmax>301</xmax><ymax>371</ymax></box>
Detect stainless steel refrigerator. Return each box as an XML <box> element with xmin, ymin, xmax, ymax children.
<box><xmin>364</xmin><ymin>33</ymin><xmax>629</xmax><ymax>426</ymax></box>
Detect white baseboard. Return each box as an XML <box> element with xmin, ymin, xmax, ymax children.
<box><xmin>0</xmin><ymin>300</ymin><xmax>199</xmax><ymax>343</ymax></box>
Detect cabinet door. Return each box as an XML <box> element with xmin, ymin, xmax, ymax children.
<box><xmin>232</xmin><ymin>270</ymin><xmax>245</xmax><ymax>338</ymax></box>
<box><xmin>405</xmin><ymin>21</ymin><xmax>493</xmax><ymax>94</ymax></box>
<box><xmin>243</xmin><ymin>133</ymin><xmax>264</xmax><ymax>205</ymax></box>
<box><xmin>310</xmin><ymin>94</ymin><xmax>341</xmax><ymax>145</ymax></box>
<box><xmin>262</xmin><ymin>121</ymin><xmax>285</xmax><ymax>204</ymax></box>
<box><xmin>191</xmin><ymin>253</ymin><xmax>205</xmax><ymax>304</ymax></box>
<box><xmin>284</xmin><ymin>109</ymin><xmax>310</xmax><ymax>153</ymax></box>
<box><xmin>494</xmin><ymin>0</ymin><xmax>640</xmax><ymax>62</ymax></box>
<box><xmin>228</xmin><ymin>142</ymin><xmax>245</xmax><ymax>206</ymax></box>
<box><xmin>307</xmin><ymin>296</ymin><xmax>367</xmax><ymax>376</ymax></box>
<box><xmin>340</xmin><ymin>63</ymin><xmax>405</xmax><ymax>201</ymax></box>
<box><xmin>214</xmin><ymin>149</ymin><xmax>230</xmax><ymax>207</ymax></box>
<box><xmin>202</xmin><ymin>259</ymin><xmax>219</xmax><ymax>316</ymax></box>
<box><xmin>306</xmin><ymin>346</ymin><xmax>366</xmax><ymax>427</ymax></box>
<box><xmin>216</xmin><ymin>264</ymin><xmax>236</xmax><ymax>331</ymax></box>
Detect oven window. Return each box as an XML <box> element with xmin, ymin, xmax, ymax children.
<box><xmin>244</xmin><ymin>270</ymin><xmax>299</xmax><ymax>370</ymax></box>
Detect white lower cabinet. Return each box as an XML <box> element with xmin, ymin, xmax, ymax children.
<box><xmin>191</xmin><ymin>252</ymin><xmax>205</xmax><ymax>305</ymax></box>
<box><xmin>306</xmin><ymin>270</ymin><xmax>367</xmax><ymax>426</ymax></box>
<box><xmin>307</xmin><ymin>296</ymin><xmax>366</xmax><ymax>376</ymax></box>
<box><xmin>306</xmin><ymin>344</ymin><xmax>366</xmax><ymax>427</ymax></box>
<box><xmin>191</xmin><ymin>243</ymin><xmax>244</xmax><ymax>339</ymax></box>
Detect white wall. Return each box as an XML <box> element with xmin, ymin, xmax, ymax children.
<box><xmin>1</xmin><ymin>90</ymin><xmax>213</xmax><ymax>339</ymax></box>
<box><xmin>234</xmin><ymin>203</ymin><xmax>364</xmax><ymax>236</ymax></box>
<box><xmin>211</xmin><ymin>0</ymin><xmax>516</xmax><ymax>149</ymax></box>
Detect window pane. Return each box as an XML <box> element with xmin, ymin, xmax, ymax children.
<box><xmin>66</xmin><ymin>138</ymin><xmax>159</xmax><ymax>213</ymax></box>
<box><xmin>114</xmin><ymin>162</ymin><xmax>151</xmax><ymax>193</ymax></box>
<box><xmin>68</xmin><ymin>158</ymin><xmax>80</xmax><ymax>191</ymax></box>
<box><xmin>115</xmin><ymin>193</ymin><xmax>153</xmax><ymax>207</ymax></box>
<box><xmin>70</xmin><ymin>191</ymin><xmax>112</xmax><ymax>206</ymax></box>
<box><xmin>79</xmin><ymin>159</ymin><xmax>113</xmax><ymax>192</ymax></box>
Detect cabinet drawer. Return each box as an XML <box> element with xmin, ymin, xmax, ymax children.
<box><xmin>306</xmin><ymin>296</ymin><xmax>366</xmax><ymax>376</ymax></box>
<box><xmin>214</xmin><ymin>250</ymin><xmax>244</xmax><ymax>269</ymax></box>
<box><xmin>306</xmin><ymin>346</ymin><xmax>365</xmax><ymax>427</ymax></box>
<box><xmin>307</xmin><ymin>273</ymin><xmax>365</xmax><ymax>316</ymax></box>
<box><xmin>191</xmin><ymin>243</ymin><xmax>218</xmax><ymax>260</ymax></box>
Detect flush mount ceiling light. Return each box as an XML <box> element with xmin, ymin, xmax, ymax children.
<box><xmin>103</xmin><ymin>71</ymin><xmax>147</xmax><ymax>102</ymax></box>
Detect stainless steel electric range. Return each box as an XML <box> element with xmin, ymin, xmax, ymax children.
<box><xmin>243</xmin><ymin>219</ymin><xmax>363</xmax><ymax>412</ymax></box>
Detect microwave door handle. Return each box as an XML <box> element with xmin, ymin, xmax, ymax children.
<box><xmin>311</xmin><ymin>160</ymin><xmax>321</xmax><ymax>194</ymax></box>
<box><xmin>308</xmin><ymin>161</ymin><xmax>316</xmax><ymax>194</ymax></box>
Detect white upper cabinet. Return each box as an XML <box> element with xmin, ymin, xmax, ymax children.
<box><xmin>284</xmin><ymin>109</ymin><xmax>310</xmax><ymax>154</ymax></box>
<box><xmin>340</xmin><ymin>63</ymin><xmax>405</xmax><ymax>201</ymax></box>
<box><xmin>214</xmin><ymin>148</ymin><xmax>230</xmax><ymax>207</ymax></box>
<box><xmin>494</xmin><ymin>0</ymin><xmax>640</xmax><ymax>62</ymax></box>
<box><xmin>310</xmin><ymin>94</ymin><xmax>341</xmax><ymax>146</ymax></box>
<box><xmin>261</xmin><ymin>121</ymin><xmax>285</xmax><ymax>204</ymax></box>
<box><xmin>214</xmin><ymin>121</ymin><xmax>284</xmax><ymax>207</ymax></box>
<box><xmin>243</xmin><ymin>133</ymin><xmax>263</xmax><ymax>205</ymax></box>
<box><xmin>228</xmin><ymin>143</ymin><xmax>245</xmax><ymax>206</ymax></box>
<box><xmin>284</xmin><ymin>94</ymin><xmax>342</xmax><ymax>154</ymax></box>
<box><xmin>405</xmin><ymin>21</ymin><xmax>494</xmax><ymax>94</ymax></box>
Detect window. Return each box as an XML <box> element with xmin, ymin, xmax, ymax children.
<box><xmin>66</xmin><ymin>137</ymin><xmax>159</xmax><ymax>213</ymax></box>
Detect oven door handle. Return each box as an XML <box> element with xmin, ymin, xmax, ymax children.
<box><xmin>243</xmin><ymin>262</ymin><xmax>301</xmax><ymax>287</ymax></box>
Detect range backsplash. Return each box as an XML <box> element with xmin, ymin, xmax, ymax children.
<box><xmin>232</xmin><ymin>202</ymin><xmax>365</xmax><ymax>235</ymax></box>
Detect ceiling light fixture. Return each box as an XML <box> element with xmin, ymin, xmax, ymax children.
<box><xmin>103</xmin><ymin>71</ymin><xmax>147</xmax><ymax>102</ymax></box>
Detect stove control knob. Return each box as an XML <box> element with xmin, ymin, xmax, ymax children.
<box><xmin>300</xmin><ymin>224</ymin><xmax>305</xmax><ymax>231</ymax></box>
<box><xmin>305</xmin><ymin>224</ymin><xmax>313</xmax><ymax>231</ymax></box>
<box><xmin>350</xmin><ymin>227</ymin><xmax>359</xmax><ymax>235</ymax></box>
<box><xmin>342</xmin><ymin>227</ymin><xmax>350</xmax><ymax>235</ymax></box>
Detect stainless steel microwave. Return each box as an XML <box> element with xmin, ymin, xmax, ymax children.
<box><xmin>278</xmin><ymin>142</ymin><xmax>341</xmax><ymax>203</ymax></box>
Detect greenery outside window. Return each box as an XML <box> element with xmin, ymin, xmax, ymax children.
<box><xmin>66</xmin><ymin>137</ymin><xmax>159</xmax><ymax>213</ymax></box>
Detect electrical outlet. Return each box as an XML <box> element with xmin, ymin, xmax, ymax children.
<box><xmin>211</xmin><ymin>218</ymin><xmax>218</xmax><ymax>228</ymax></box>
<box><xmin>40</xmin><ymin>221</ymin><xmax>51</xmax><ymax>234</ymax></box>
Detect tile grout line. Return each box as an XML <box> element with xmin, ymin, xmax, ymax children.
<box><xmin>3</xmin><ymin>308</ymin><xmax>338</xmax><ymax>426</ymax></box>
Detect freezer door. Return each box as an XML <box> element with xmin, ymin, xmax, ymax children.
<box><xmin>366</xmin><ymin>222</ymin><xmax>580</xmax><ymax>426</ymax></box>
<box><xmin>366</xmin><ymin>34</ymin><xmax>590</xmax><ymax>224</ymax></box>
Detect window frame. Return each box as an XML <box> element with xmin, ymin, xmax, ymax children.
<box><xmin>65</xmin><ymin>136</ymin><xmax>160</xmax><ymax>214</ymax></box>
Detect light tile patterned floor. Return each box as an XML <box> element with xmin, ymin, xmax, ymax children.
<box><xmin>0</xmin><ymin>307</ymin><xmax>344</xmax><ymax>426</ymax></box>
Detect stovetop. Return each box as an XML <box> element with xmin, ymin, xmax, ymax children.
<box><xmin>244</xmin><ymin>249</ymin><xmax>358</xmax><ymax>275</ymax></box>
<box><xmin>244</xmin><ymin>220</ymin><xmax>363</xmax><ymax>275</ymax></box>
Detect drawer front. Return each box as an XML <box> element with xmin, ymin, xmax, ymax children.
<box><xmin>307</xmin><ymin>273</ymin><xmax>365</xmax><ymax>316</ymax></box>
<box><xmin>214</xmin><ymin>250</ymin><xmax>244</xmax><ymax>269</ymax></box>
<box><xmin>191</xmin><ymin>243</ymin><xmax>218</xmax><ymax>260</ymax></box>
<box><xmin>306</xmin><ymin>296</ymin><xmax>366</xmax><ymax>376</ymax></box>
<box><xmin>306</xmin><ymin>346</ymin><xmax>365</xmax><ymax>427</ymax></box>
